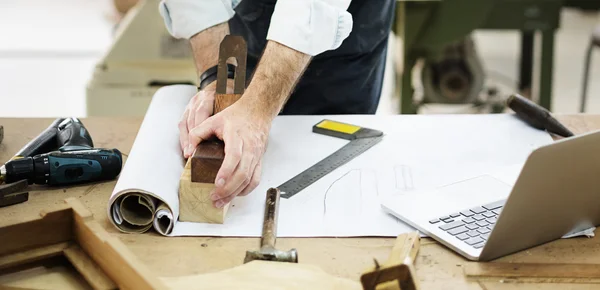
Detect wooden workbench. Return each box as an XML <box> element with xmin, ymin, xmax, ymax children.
<box><xmin>1</xmin><ymin>115</ymin><xmax>600</xmax><ymax>289</ymax></box>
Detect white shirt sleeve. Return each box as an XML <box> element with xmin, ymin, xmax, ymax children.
<box><xmin>159</xmin><ymin>0</ymin><xmax>235</xmax><ymax>39</ymax></box>
<box><xmin>267</xmin><ymin>0</ymin><xmax>353</xmax><ymax>56</ymax></box>
<box><xmin>159</xmin><ymin>0</ymin><xmax>354</xmax><ymax>56</ymax></box>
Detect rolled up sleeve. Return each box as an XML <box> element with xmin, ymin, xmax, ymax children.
<box><xmin>266</xmin><ymin>0</ymin><xmax>353</xmax><ymax>56</ymax></box>
<box><xmin>159</xmin><ymin>0</ymin><xmax>235</xmax><ymax>39</ymax></box>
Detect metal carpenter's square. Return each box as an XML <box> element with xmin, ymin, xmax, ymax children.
<box><xmin>279</xmin><ymin>120</ymin><xmax>383</xmax><ymax>199</ymax></box>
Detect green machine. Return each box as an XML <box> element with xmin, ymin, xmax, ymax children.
<box><xmin>396</xmin><ymin>0</ymin><xmax>564</xmax><ymax>114</ymax></box>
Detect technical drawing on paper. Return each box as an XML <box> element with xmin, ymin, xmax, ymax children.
<box><xmin>394</xmin><ymin>164</ymin><xmax>415</xmax><ymax>191</ymax></box>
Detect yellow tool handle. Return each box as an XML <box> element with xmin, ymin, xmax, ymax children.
<box><xmin>313</xmin><ymin>119</ymin><xmax>383</xmax><ymax>141</ymax></box>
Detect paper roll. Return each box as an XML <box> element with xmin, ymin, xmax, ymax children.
<box><xmin>107</xmin><ymin>85</ymin><xmax>196</xmax><ymax>235</ymax></box>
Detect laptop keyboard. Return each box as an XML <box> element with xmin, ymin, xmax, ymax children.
<box><xmin>428</xmin><ymin>200</ymin><xmax>505</xmax><ymax>249</ymax></box>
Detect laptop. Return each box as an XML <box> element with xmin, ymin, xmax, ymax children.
<box><xmin>381</xmin><ymin>130</ymin><xmax>600</xmax><ymax>261</ymax></box>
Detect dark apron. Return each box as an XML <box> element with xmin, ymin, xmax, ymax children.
<box><xmin>228</xmin><ymin>0</ymin><xmax>396</xmax><ymax>114</ymax></box>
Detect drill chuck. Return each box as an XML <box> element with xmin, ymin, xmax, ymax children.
<box><xmin>4</xmin><ymin>158</ymin><xmax>35</xmax><ymax>184</ymax></box>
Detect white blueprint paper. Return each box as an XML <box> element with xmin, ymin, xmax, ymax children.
<box><xmin>107</xmin><ymin>85</ymin><xmax>554</xmax><ymax>237</ymax></box>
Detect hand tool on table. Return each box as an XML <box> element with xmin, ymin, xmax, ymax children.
<box><xmin>0</xmin><ymin>118</ymin><xmax>63</xmax><ymax>184</ymax></box>
<box><xmin>0</xmin><ymin>117</ymin><xmax>79</xmax><ymax>180</ymax></box>
<box><xmin>278</xmin><ymin>120</ymin><xmax>383</xmax><ymax>199</ymax></box>
<box><xmin>361</xmin><ymin>231</ymin><xmax>421</xmax><ymax>290</ymax></box>
<box><xmin>0</xmin><ymin>119</ymin><xmax>65</xmax><ymax>206</ymax></box>
<box><xmin>0</xmin><ymin>118</ymin><xmax>123</xmax><ymax>208</ymax></box>
<box><xmin>4</xmin><ymin>118</ymin><xmax>65</xmax><ymax>165</ymax></box>
<box><xmin>178</xmin><ymin>35</ymin><xmax>247</xmax><ymax>224</ymax></box>
<box><xmin>507</xmin><ymin>94</ymin><xmax>574</xmax><ymax>138</ymax></box>
<box><xmin>190</xmin><ymin>35</ymin><xmax>247</xmax><ymax>183</ymax></box>
<box><xmin>244</xmin><ymin>188</ymin><xmax>298</xmax><ymax>264</ymax></box>
<box><xmin>2</xmin><ymin>148</ymin><xmax>122</xmax><ymax>186</ymax></box>
<box><xmin>0</xmin><ymin>119</ymin><xmax>66</xmax><ymax>206</ymax></box>
<box><xmin>0</xmin><ymin>179</ymin><xmax>28</xmax><ymax>207</ymax></box>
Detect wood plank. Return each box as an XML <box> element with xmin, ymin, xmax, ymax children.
<box><xmin>65</xmin><ymin>199</ymin><xmax>94</xmax><ymax>222</ymax></box>
<box><xmin>63</xmin><ymin>245</ymin><xmax>116</xmax><ymax>290</ymax></box>
<box><xmin>179</xmin><ymin>159</ymin><xmax>229</xmax><ymax>224</ymax></box>
<box><xmin>0</xmin><ymin>207</ymin><xmax>72</xmax><ymax>256</ymax></box>
<box><xmin>465</xmin><ymin>262</ymin><xmax>600</xmax><ymax>283</ymax></box>
<box><xmin>162</xmin><ymin>260</ymin><xmax>361</xmax><ymax>290</ymax></box>
<box><xmin>0</xmin><ymin>243</ymin><xmax>71</xmax><ymax>272</ymax></box>
<box><xmin>0</xmin><ymin>264</ymin><xmax>91</xmax><ymax>290</ymax></box>
<box><xmin>70</xmin><ymin>198</ymin><xmax>167</xmax><ymax>290</ymax></box>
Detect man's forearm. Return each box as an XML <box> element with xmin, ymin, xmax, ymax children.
<box><xmin>243</xmin><ymin>41</ymin><xmax>312</xmax><ymax>119</ymax></box>
<box><xmin>189</xmin><ymin>23</ymin><xmax>230</xmax><ymax>75</ymax></box>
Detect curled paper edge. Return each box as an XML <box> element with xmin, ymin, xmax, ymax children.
<box><xmin>154</xmin><ymin>203</ymin><xmax>175</xmax><ymax>235</ymax></box>
<box><xmin>562</xmin><ymin>226</ymin><xmax>596</xmax><ymax>239</ymax></box>
<box><xmin>109</xmin><ymin>189</ymin><xmax>175</xmax><ymax>236</ymax></box>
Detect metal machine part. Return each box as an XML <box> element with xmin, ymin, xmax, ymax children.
<box><xmin>421</xmin><ymin>35</ymin><xmax>485</xmax><ymax>105</ymax></box>
<box><xmin>87</xmin><ymin>0</ymin><xmax>196</xmax><ymax>117</ymax></box>
<box><xmin>397</xmin><ymin>0</ymin><xmax>562</xmax><ymax>113</ymax></box>
<box><xmin>580</xmin><ymin>25</ymin><xmax>600</xmax><ymax>113</ymax></box>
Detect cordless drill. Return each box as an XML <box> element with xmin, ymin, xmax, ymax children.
<box><xmin>0</xmin><ymin>118</ymin><xmax>122</xmax><ymax>186</ymax></box>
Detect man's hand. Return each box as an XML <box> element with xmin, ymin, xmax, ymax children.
<box><xmin>186</xmin><ymin>98</ymin><xmax>270</xmax><ymax>208</ymax></box>
<box><xmin>179</xmin><ymin>22</ymin><xmax>234</xmax><ymax>156</ymax></box>
<box><xmin>185</xmin><ymin>40</ymin><xmax>311</xmax><ymax>208</ymax></box>
<box><xmin>179</xmin><ymin>80</ymin><xmax>233</xmax><ymax>157</ymax></box>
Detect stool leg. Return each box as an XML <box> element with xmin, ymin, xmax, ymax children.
<box><xmin>519</xmin><ymin>31</ymin><xmax>535</xmax><ymax>98</ymax></box>
<box><xmin>539</xmin><ymin>31</ymin><xmax>555</xmax><ymax>111</ymax></box>
<box><xmin>581</xmin><ymin>41</ymin><xmax>594</xmax><ymax>113</ymax></box>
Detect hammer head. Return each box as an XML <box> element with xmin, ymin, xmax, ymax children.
<box><xmin>244</xmin><ymin>247</ymin><xmax>298</xmax><ymax>264</ymax></box>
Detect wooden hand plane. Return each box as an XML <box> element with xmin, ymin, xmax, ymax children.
<box><xmin>178</xmin><ymin>35</ymin><xmax>247</xmax><ymax>224</ymax></box>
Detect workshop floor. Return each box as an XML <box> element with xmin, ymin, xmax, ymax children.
<box><xmin>1</xmin><ymin>0</ymin><xmax>599</xmax><ymax>117</ymax></box>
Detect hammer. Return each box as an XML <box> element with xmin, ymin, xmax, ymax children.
<box><xmin>244</xmin><ymin>188</ymin><xmax>298</xmax><ymax>263</ymax></box>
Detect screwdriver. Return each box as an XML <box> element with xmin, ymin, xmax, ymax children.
<box><xmin>506</xmin><ymin>94</ymin><xmax>574</xmax><ymax>138</ymax></box>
